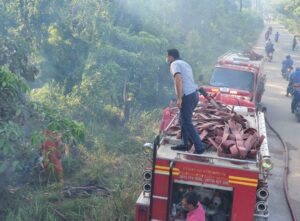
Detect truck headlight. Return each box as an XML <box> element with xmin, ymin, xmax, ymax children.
<box><xmin>143</xmin><ymin>143</ymin><xmax>153</xmax><ymax>154</ymax></box>
<box><xmin>262</xmin><ymin>158</ymin><xmax>273</xmax><ymax>171</ymax></box>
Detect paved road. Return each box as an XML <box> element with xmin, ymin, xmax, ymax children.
<box><xmin>254</xmin><ymin>23</ymin><xmax>300</xmax><ymax>220</ymax></box>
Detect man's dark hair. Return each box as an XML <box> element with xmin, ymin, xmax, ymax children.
<box><xmin>287</xmin><ymin>55</ymin><xmax>291</xmax><ymax>59</ymax></box>
<box><xmin>167</xmin><ymin>49</ymin><xmax>180</xmax><ymax>59</ymax></box>
<box><xmin>183</xmin><ymin>191</ymin><xmax>199</xmax><ymax>208</ymax></box>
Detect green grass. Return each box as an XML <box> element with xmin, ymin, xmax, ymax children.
<box><xmin>1</xmin><ymin>144</ymin><xmax>147</xmax><ymax>221</ymax></box>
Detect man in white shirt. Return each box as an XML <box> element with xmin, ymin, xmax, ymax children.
<box><xmin>166</xmin><ymin>49</ymin><xmax>204</xmax><ymax>154</ymax></box>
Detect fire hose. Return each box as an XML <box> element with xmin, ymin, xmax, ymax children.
<box><xmin>264</xmin><ymin>115</ymin><xmax>298</xmax><ymax>221</ymax></box>
<box><xmin>165</xmin><ymin>88</ymin><xmax>264</xmax><ymax>159</ymax></box>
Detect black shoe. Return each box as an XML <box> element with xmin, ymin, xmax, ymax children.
<box><xmin>171</xmin><ymin>144</ymin><xmax>188</xmax><ymax>151</ymax></box>
<box><xmin>194</xmin><ymin>149</ymin><xmax>205</xmax><ymax>154</ymax></box>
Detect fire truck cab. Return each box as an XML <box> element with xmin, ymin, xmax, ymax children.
<box><xmin>203</xmin><ymin>52</ymin><xmax>265</xmax><ymax>108</ymax></box>
<box><xmin>135</xmin><ymin>105</ymin><xmax>271</xmax><ymax>221</ymax></box>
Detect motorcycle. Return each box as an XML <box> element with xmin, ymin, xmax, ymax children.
<box><xmin>265</xmin><ymin>42</ymin><xmax>274</xmax><ymax>62</ymax></box>
<box><xmin>274</xmin><ymin>31</ymin><xmax>279</xmax><ymax>43</ymax></box>
<box><xmin>282</xmin><ymin>67</ymin><xmax>293</xmax><ymax>81</ymax></box>
<box><xmin>294</xmin><ymin>102</ymin><xmax>300</xmax><ymax>123</ymax></box>
<box><xmin>266</xmin><ymin>51</ymin><xmax>273</xmax><ymax>62</ymax></box>
<box><xmin>265</xmin><ymin>46</ymin><xmax>274</xmax><ymax>62</ymax></box>
<box><xmin>291</xmin><ymin>85</ymin><xmax>300</xmax><ymax>122</ymax></box>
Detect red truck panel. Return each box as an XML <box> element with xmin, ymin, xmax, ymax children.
<box><xmin>135</xmin><ymin>204</ymin><xmax>149</xmax><ymax>221</ymax></box>
<box><xmin>150</xmin><ymin>159</ymin><xmax>259</xmax><ymax>221</ymax></box>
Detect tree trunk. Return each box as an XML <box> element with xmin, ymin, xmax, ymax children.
<box><xmin>122</xmin><ymin>78</ymin><xmax>130</xmax><ymax>124</ymax></box>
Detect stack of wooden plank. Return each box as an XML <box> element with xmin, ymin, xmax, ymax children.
<box><xmin>167</xmin><ymin>103</ymin><xmax>264</xmax><ymax>159</ymax></box>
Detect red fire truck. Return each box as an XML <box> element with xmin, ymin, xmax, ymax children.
<box><xmin>135</xmin><ymin>100</ymin><xmax>272</xmax><ymax>221</ymax></box>
<box><xmin>203</xmin><ymin>52</ymin><xmax>266</xmax><ymax>108</ymax></box>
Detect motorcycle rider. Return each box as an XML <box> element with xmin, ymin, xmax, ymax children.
<box><xmin>286</xmin><ymin>67</ymin><xmax>294</xmax><ymax>96</ymax></box>
<box><xmin>268</xmin><ymin>27</ymin><xmax>273</xmax><ymax>35</ymax></box>
<box><xmin>292</xmin><ymin>36</ymin><xmax>297</xmax><ymax>51</ymax></box>
<box><xmin>265</xmin><ymin>27</ymin><xmax>272</xmax><ymax>40</ymax></box>
<box><xmin>264</xmin><ymin>30</ymin><xmax>270</xmax><ymax>41</ymax></box>
<box><xmin>274</xmin><ymin>32</ymin><xmax>279</xmax><ymax>42</ymax></box>
<box><xmin>265</xmin><ymin>39</ymin><xmax>274</xmax><ymax>61</ymax></box>
<box><xmin>281</xmin><ymin>55</ymin><xmax>294</xmax><ymax>79</ymax></box>
<box><xmin>290</xmin><ymin>67</ymin><xmax>300</xmax><ymax>113</ymax></box>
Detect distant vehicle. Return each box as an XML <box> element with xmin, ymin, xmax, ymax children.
<box><xmin>265</xmin><ymin>41</ymin><xmax>274</xmax><ymax>62</ymax></box>
<box><xmin>274</xmin><ymin>32</ymin><xmax>279</xmax><ymax>43</ymax></box>
<box><xmin>292</xmin><ymin>36</ymin><xmax>297</xmax><ymax>51</ymax></box>
<box><xmin>202</xmin><ymin>52</ymin><xmax>266</xmax><ymax>108</ymax></box>
<box><xmin>268</xmin><ymin>27</ymin><xmax>272</xmax><ymax>35</ymax></box>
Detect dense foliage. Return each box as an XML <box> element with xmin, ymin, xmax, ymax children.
<box><xmin>276</xmin><ymin>0</ymin><xmax>300</xmax><ymax>32</ymax></box>
<box><xmin>0</xmin><ymin>1</ymin><xmax>263</xmax><ymax>220</ymax></box>
<box><xmin>0</xmin><ymin>68</ymin><xmax>29</xmax><ymax>182</ymax></box>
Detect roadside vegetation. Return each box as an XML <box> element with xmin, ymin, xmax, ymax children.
<box><xmin>0</xmin><ymin>1</ymin><xmax>263</xmax><ymax>220</ymax></box>
<box><xmin>276</xmin><ymin>0</ymin><xmax>300</xmax><ymax>33</ymax></box>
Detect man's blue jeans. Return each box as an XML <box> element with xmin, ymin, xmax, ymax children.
<box><xmin>180</xmin><ymin>91</ymin><xmax>203</xmax><ymax>151</ymax></box>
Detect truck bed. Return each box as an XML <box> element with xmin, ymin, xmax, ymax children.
<box><xmin>157</xmin><ymin>106</ymin><xmax>269</xmax><ymax>172</ymax></box>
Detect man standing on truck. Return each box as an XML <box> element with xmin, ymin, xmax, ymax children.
<box><xmin>182</xmin><ymin>191</ymin><xmax>205</xmax><ymax>221</ymax></box>
<box><xmin>166</xmin><ymin>49</ymin><xmax>204</xmax><ymax>154</ymax></box>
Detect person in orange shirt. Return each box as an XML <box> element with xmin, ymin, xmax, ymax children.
<box><xmin>41</xmin><ymin>130</ymin><xmax>64</xmax><ymax>184</ymax></box>
<box><xmin>159</xmin><ymin>99</ymin><xmax>178</xmax><ymax>134</ymax></box>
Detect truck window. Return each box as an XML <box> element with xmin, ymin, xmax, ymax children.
<box><xmin>171</xmin><ymin>182</ymin><xmax>233</xmax><ymax>221</ymax></box>
<box><xmin>210</xmin><ymin>67</ymin><xmax>254</xmax><ymax>92</ymax></box>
